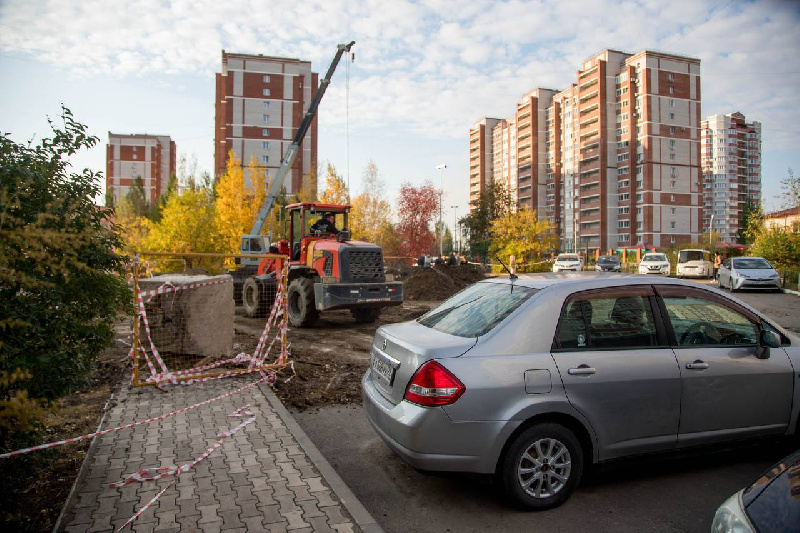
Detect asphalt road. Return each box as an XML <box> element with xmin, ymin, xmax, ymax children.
<box><xmin>292</xmin><ymin>287</ymin><xmax>800</xmax><ymax>533</ymax></box>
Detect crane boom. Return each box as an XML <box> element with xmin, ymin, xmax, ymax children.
<box><xmin>248</xmin><ymin>40</ymin><xmax>355</xmax><ymax>237</ymax></box>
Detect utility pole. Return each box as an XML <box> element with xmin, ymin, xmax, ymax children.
<box><xmin>451</xmin><ymin>205</ymin><xmax>458</xmax><ymax>254</ymax></box>
<box><xmin>436</xmin><ymin>164</ymin><xmax>447</xmax><ymax>257</ymax></box>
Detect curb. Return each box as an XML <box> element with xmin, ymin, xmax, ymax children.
<box><xmin>259</xmin><ymin>383</ymin><xmax>384</xmax><ymax>533</ymax></box>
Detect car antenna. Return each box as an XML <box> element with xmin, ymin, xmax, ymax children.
<box><xmin>496</xmin><ymin>256</ymin><xmax>518</xmax><ymax>281</ymax></box>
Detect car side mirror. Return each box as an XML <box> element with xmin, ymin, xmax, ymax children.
<box><xmin>756</xmin><ymin>330</ymin><xmax>781</xmax><ymax>359</ymax></box>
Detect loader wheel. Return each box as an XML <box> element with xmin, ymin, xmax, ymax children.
<box><xmin>242</xmin><ymin>278</ymin><xmax>267</xmax><ymax>318</ymax></box>
<box><xmin>288</xmin><ymin>278</ymin><xmax>318</xmax><ymax>327</ymax></box>
<box><xmin>351</xmin><ymin>308</ymin><xmax>380</xmax><ymax>324</ymax></box>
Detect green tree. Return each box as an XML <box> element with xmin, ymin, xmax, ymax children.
<box><xmin>461</xmin><ymin>180</ymin><xmax>513</xmax><ymax>261</ymax></box>
<box><xmin>488</xmin><ymin>208</ymin><xmax>558</xmax><ymax>272</ymax></box>
<box><xmin>0</xmin><ymin>108</ymin><xmax>130</xmax><ymax>440</ymax></box>
<box><xmin>738</xmin><ymin>201</ymin><xmax>764</xmax><ymax>245</ymax></box>
<box><xmin>750</xmin><ymin>227</ymin><xmax>800</xmax><ymax>271</ymax></box>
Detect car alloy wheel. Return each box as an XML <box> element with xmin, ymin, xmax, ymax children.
<box><xmin>501</xmin><ymin>423</ymin><xmax>583</xmax><ymax>510</ymax></box>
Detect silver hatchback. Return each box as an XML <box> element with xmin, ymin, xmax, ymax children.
<box><xmin>361</xmin><ymin>274</ymin><xmax>800</xmax><ymax>510</ymax></box>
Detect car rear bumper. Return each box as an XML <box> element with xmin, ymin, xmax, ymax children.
<box><xmin>361</xmin><ymin>370</ymin><xmax>512</xmax><ymax>474</ymax></box>
<box><xmin>314</xmin><ymin>281</ymin><xmax>403</xmax><ymax>311</ymax></box>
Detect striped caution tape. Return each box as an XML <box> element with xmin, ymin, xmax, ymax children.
<box><xmin>113</xmin><ymin>404</ymin><xmax>256</xmax><ymax>532</ymax></box>
<box><xmin>0</xmin><ymin>376</ymin><xmax>267</xmax><ymax>460</ymax></box>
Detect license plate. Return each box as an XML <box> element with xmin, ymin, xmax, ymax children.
<box><xmin>371</xmin><ymin>352</ymin><xmax>396</xmax><ymax>385</ymax></box>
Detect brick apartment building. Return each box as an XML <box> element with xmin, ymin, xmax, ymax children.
<box><xmin>106</xmin><ymin>133</ymin><xmax>176</xmax><ymax>205</ymax></box>
<box><xmin>215</xmin><ymin>51</ymin><xmax>318</xmax><ymax>194</ymax></box>
<box><xmin>701</xmin><ymin>112</ymin><xmax>762</xmax><ymax>242</ymax></box>
<box><xmin>471</xmin><ymin>49</ymin><xmax>703</xmax><ymax>253</ymax></box>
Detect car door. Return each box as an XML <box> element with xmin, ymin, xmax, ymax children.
<box><xmin>654</xmin><ymin>285</ymin><xmax>794</xmax><ymax>447</ymax></box>
<box><xmin>551</xmin><ymin>286</ymin><xmax>681</xmax><ymax>461</ymax></box>
<box><xmin>718</xmin><ymin>258</ymin><xmax>731</xmax><ymax>288</ymax></box>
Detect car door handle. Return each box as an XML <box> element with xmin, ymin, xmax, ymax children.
<box><xmin>568</xmin><ymin>365</ymin><xmax>596</xmax><ymax>376</ymax></box>
<box><xmin>686</xmin><ymin>360</ymin><xmax>709</xmax><ymax>370</ymax></box>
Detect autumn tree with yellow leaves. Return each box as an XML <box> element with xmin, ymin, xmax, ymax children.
<box><xmin>488</xmin><ymin>207</ymin><xmax>558</xmax><ymax>272</ymax></box>
<box><xmin>214</xmin><ymin>152</ymin><xmax>267</xmax><ymax>254</ymax></box>
<box><xmin>319</xmin><ymin>162</ymin><xmax>350</xmax><ymax>205</ymax></box>
<box><xmin>349</xmin><ymin>161</ymin><xmax>395</xmax><ymax>249</ymax></box>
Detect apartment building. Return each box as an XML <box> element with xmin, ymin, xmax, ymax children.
<box><xmin>701</xmin><ymin>112</ymin><xmax>762</xmax><ymax>242</ymax></box>
<box><xmin>471</xmin><ymin>48</ymin><xmax>702</xmax><ymax>253</ymax></box>
<box><xmin>491</xmin><ymin>118</ymin><xmax>517</xmax><ymax>199</ymax></box>
<box><xmin>106</xmin><ymin>133</ymin><xmax>176</xmax><ymax>205</ymax></box>
<box><xmin>215</xmin><ymin>51</ymin><xmax>318</xmax><ymax>193</ymax></box>
<box><xmin>468</xmin><ymin>117</ymin><xmax>501</xmax><ymax>206</ymax></box>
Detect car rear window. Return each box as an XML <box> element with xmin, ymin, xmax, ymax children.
<box><xmin>418</xmin><ymin>282</ymin><xmax>538</xmax><ymax>338</ymax></box>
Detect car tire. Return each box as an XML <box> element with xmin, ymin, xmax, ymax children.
<box><xmin>500</xmin><ymin>423</ymin><xmax>583</xmax><ymax>511</ymax></box>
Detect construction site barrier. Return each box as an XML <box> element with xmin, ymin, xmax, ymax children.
<box><xmin>131</xmin><ymin>251</ymin><xmax>291</xmax><ymax>387</ymax></box>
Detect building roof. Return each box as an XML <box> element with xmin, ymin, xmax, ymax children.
<box><xmin>765</xmin><ymin>206</ymin><xmax>800</xmax><ymax>219</ymax></box>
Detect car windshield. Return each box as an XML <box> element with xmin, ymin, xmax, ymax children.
<box><xmin>733</xmin><ymin>257</ymin><xmax>772</xmax><ymax>269</ymax></box>
<box><xmin>643</xmin><ymin>254</ymin><xmax>667</xmax><ymax>262</ymax></box>
<box><xmin>679</xmin><ymin>250</ymin><xmax>706</xmax><ymax>263</ymax></box>
<box><xmin>418</xmin><ymin>282</ymin><xmax>538</xmax><ymax>338</ymax></box>
<box><xmin>558</xmin><ymin>255</ymin><xmax>579</xmax><ymax>262</ymax></box>
<box><xmin>598</xmin><ymin>256</ymin><xmax>619</xmax><ymax>264</ymax></box>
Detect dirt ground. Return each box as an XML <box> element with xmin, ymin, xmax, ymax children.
<box><xmin>0</xmin><ymin>264</ymin><xmax>485</xmax><ymax>530</ymax></box>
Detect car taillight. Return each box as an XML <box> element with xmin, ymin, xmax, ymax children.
<box><xmin>404</xmin><ymin>361</ymin><xmax>465</xmax><ymax>407</ymax></box>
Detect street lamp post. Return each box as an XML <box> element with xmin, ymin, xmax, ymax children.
<box><xmin>436</xmin><ymin>164</ymin><xmax>447</xmax><ymax>257</ymax></box>
<box><xmin>451</xmin><ymin>205</ymin><xmax>458</xmax><ymax>254</ymax></box>
<box><xmin>709</xmin><ymin>214</ymin><xmax>715</xmax><ymax>245</ymax></box>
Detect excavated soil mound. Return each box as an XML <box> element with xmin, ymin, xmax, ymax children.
<box><xmin>403</xmin><ymin>264</ymin><xmax>487</xmax><ymax>301</ymax></box>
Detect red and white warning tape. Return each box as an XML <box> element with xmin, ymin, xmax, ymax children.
<box><xmin>0</xmin><ymin>376</ymin><xmax>267</xmax><ymax>460</ymax></box>
<box><xmin>113</xmin><ymin>404</ymin><xmax>257</xmax><ymax>532</ymax></box>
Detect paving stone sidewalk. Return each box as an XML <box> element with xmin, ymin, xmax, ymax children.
<box><xmin>57</xmin><ymin>377</ymin><xmax>379</xmax><ymax>532</ymax></box>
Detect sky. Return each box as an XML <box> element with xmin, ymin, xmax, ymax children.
<box><xmin>1</xmin><ymin>0</ymin><xmax>799</xmax><ymax>235</ymax></box>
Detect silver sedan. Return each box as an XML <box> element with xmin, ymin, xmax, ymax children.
<box><xmin>717</xmin><ymin>256</ymin><xmax>781</xmax><ymax>292</ymax></box>
<box><xmin>362</xmin><ymin>274</ymin><xmax>799</xmax><ymax>510</ymax></box>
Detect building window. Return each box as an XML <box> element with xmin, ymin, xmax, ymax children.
<box><xmin>262</xmin><ymin>142</ymin><xmax>269</xmax><ymax>149</ymax></box>
<box><xmin>669</xmin><ymin>113</ymin><xmax>675</xmax><ymax>120</ymax></box>
<box><xmin>670</xmin><ymin>140</ymin><xmax>675</xmax><ymax>148</ymax></box>
<box><xmin>671</xmin><ymin>207</ymin><xmax>676</xmax><ymax>215</ymax></box>
<box><xmin>637</xmin><ymin>221</ymin><xmax>643</xmax><ymax>229</ymax></box>
<box><xmin>637</xmin><ymin>166</ymin><xmax>643</xmax><ymax>175</ymax></box>
<box><xmin>669</xmin><ymin>99</ymin><xmax>675</xmax><ymax>107</ymax></box>
<box><xmin>619</xmin><ymin>220</ymin><xmax>630</xmax><ymax>228</ymax></box>
<box><xmin>132</xmin><ymin>154</ymin><xmax>137</xmax><ymax>160</ymax></box>
<box><xmin>619</xmin><ymin>207</ymin><xmax>629</xmax><ymax>214</ymax></box>
<box><xmin>637</xmin><ymin>193</ymin><xmax>643</xmax><ymax>202</ymax></box>
<box><xmin>670</xmin><ymin>127</ymin><xmax>675</xmax><ymax>135</ymax></box>
<box><xmin>619</xmin><ymin>193</ymin><xmax>630</xmax><ymax>201</ymax></box>
<box><xmin>263</xmin><ymin>88</ymin><xmax>271</xmax><ymax>96</ymax></box>
<box><xmin>263</xmin><ymin>75</ymin><xmax>271</xmax><ymax>83</ymax></box>
<box><xmin>262</xmin><ymin>128</ymin><xmax>270</xmax><ymax>136</ymax></box>
<box><xmin>132</xmin><ymin>146</ymin><xmax>138</xmax><ymax>152</ymax></box>
<box><xmin>670</xmin><ymin>153</ymin><xmax>676</xmax><ymax>160</ymax></box>
<box><xmin>670</xmin><ymin>221</ymin><xmax>676</xmax><ymax>229</ymax></box>
<box><xmin>263</xmin><ymin>101</ymin><xmax>270</xmax><ymax>109</ymax></box>
<box><xmin>670</xmin><ymin>235</ymin><xmax>676</xmax><ymax>243</ymax></box>
<box><xmin>262</xmin><ymin>155</ymin><xmax>269</xmax><ymax>164</ymax></box>
<box><xmin>671</xmin><ymin>194</ymin><xmax>676</xmax><ymax>202</ymax></box>
<box><xmin>671</xmin><ymin>180</ymin><xmax>676</xmax><ymax>188</ymax></box>
<box><xmin>669</xmin><ymin>86</ymin><xmax>674</xmax><ymax>94</ymax></box>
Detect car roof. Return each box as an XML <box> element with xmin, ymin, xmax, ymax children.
<box><xmin>478</xmin><ymin>272</ymin><xmax>690</xmax><ymax>291</ymax></box>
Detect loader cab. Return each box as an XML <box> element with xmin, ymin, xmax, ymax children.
<box><xmin>237</xmin><ymin>234</ymin><xmax>271</xmax><ymax>268</ymax></box>
<box><xmin>287</xmin><ymin>202</ymin><xmax>351</xmax><ymax>262</ymax></box>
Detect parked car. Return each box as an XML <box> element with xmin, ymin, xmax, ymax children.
<box><xmin>711</xmin><ymin>448</ymin><xmax>800</xmax><ymax>532</ymax></box>
<box><xmin>638</xmin><ymin>253</ymin><xmax>671</xmax><ymax>275</ymax></box>
<box><xmin>362</xmin><ymin>274</ymin><xmax>799</xmax><ymax>510</ymax></box>
<box><xmin>677</xmin><ymin>249</ymin><xmax>714</xmax><ymax>278</ymax></box>
<box><xmin>717</xmin><ymin>256</ymin><xmax>781</xmax><ymax>293</ymax></box>
<box><xmin>552</xmin><ymin>253</ymin><xmax>582</xmax><ymax>272</ymax></box>
<box><xmin>595</xmin><ymin>255</ymin><xmax>621</xmax><ymax>272</ymax></box>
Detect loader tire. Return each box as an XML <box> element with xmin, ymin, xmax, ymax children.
<box><xmin>242</xmin><ymin>277</ymin><xmax>267</xmax><ymax>318</ymax></box>
<box><xmin>288</xmin><ymin>278</ymin><xmax>318</xmax><ymax>327</ymax></box>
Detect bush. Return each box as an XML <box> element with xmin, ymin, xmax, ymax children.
<box><xmin>0</xmin><ymin>108</ymin><xmax>130</xmax><ymax>445</ymax></box>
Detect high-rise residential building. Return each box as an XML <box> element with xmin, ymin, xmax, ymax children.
<box><xmin>491</xmin><ymin>118</ymin><xmax>517</xmax><ymax>198</ymax></box>
<box><xmin>215</xmin><ymin>51</ymin><xmax>318</xmax><ymax>193</ymax></box>
<box><xmin>468</xmin><ymin>117</ymin><xmax>501</xmax><ymax>206</ymax></box>
<box><xmin>470</xmin><ymin>48</ymin><xmax>702</xmax><ymax>253</ymax></box>
<box><xmin>106</xmin><ymin>133</ymin><xmax>176</xmax><ymax>205</ymax></box>
<box><xmin>701</xmin><ymin>112</ymin><xmax>762</xmax><ymax>242</ymax></box>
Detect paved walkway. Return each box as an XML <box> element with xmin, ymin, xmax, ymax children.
<box><xmin>56</xmin><ymin>377</ymin><xmax>381</xmax><ymax>532</ymax></box>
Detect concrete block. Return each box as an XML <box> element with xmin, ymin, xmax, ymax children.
<box><xmin>138</xmin><ymin>274</ymin><xmax>234</xmax><ymax>360</ymax></box>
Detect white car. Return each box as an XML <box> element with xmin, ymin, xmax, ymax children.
<box><xmin>717</xmin><ymin>256</ymin><xmax>781</xmax><ymax>292</ymax></box>
<box><xmin>552</xmin><ymin>253</ymin><xmax>582</xmax><ymax>272</ymax></box>
<box><xmin>638</xmin><ymin>253</ymin><xmax>670</xmax><ymax>275</ymax></box>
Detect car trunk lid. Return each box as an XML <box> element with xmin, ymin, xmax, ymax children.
<box><xmin>369</xmin><ymin>321</ymin><xmax>477</xmax><ymax>406</ymax></box>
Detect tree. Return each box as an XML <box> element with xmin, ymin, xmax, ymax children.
<box><xmin>214</xmin><ymin>152</ymin><xmax>267</xmax><ymax>255</ymax></box>
<box><xmin>750</xmin><ymin>227</ymin><xmax>800</xmax><ymax>271</ymax></box>
<box><xmin>0</xmin><ymin>107</ymin><xmax>130</xmax><ymax>440</ymax></box>
<box><xmin>489</xmin><ymin>208</ymin><xmax>558</xmax><ymax>272</ymax></box>
<box><xmin>349</xmin><ymin>161</ymin><xmax>394</xmax><ymax>247</ymax></box>
<box><xmin>780</xmin><ymin>168</ymin><xmax>800</xmax><ymax>209</ymax></box>
<box><xmin>395</xmin><ymin>181</ymin><xmax>438</xmax><ymax>257</ymax></box>
<box><xmin>738</xmin><ymin>201</ymin><xmax>764</xmax><ymax>245</ymax></box>
<box><xmin>461</xmin><ymin>180</ymin><xmax>513</xmax><ymax>261</ymax></box>
<box><xmin>319</xmin><ymin>163</ymin><xmax>350</xmax><ymax>205</ymax></box>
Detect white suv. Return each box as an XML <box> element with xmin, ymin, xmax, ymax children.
<box><xmin>638</xmin><ymin>253</ymin><xmax>671</xmax><ymax>276</ymax></box>
<box><xmin>552</xmin><ymin>253</ymin><xmax>582</xmax><ymax>272</ymax></box>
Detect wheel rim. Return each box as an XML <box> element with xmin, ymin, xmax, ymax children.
<box><xmin>244</xmin><ymin>284</ymin><xmax>257</xmax><ymax>309</ymax></box>
<box><xmin>517</xmin><ymin>438</ymin><xmax>572</xmax><ymax>499</ymax></box>
<box><xmin>288</xmin><ymin>288</ymin><xmax>301</xmax><ymax>316</ymax></box>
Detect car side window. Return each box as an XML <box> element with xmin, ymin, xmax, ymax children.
<box><xmin>555</xmin><ymin>294</ymin><xmax>657</xmax><ymax>350</ymax></box>
<box><xmin>661</xmin><ymin>295</ymin><xmax>758</xmax><ymax>346</ymax></box>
